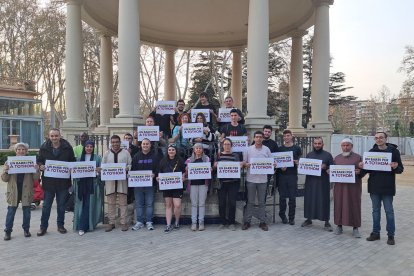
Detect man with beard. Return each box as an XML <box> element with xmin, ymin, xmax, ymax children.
<box><xmin>333</xmin><ymin>138</ymin><xmax>364</xmax><ymax>238</ymax></box>
<box><xmin>172</xmin><ymin>99</ymin><xmax>186</xmax><ymax>127</ymax></box>
<box><xmin>301</xmin><ymin>137</ymin><xmax>334</xmax><ymax>231</ymax></box>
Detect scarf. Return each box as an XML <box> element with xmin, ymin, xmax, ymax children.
<box><xmin>78</xmin><ymin>147</ymin><xmax>96</xmax><ymax>201</ymax></box>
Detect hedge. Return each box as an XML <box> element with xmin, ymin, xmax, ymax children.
<box><xmin>0</xmin><ymin>151</ymin><xmax>39</xmax><ymax>164</ymax></box>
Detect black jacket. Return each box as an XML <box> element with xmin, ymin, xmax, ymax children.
<box><xmin>131</xmin><ymin>151</ymin><xmax>160</xmax><ymax>186</ymax></box>
<box><xmin>37</xmin><ymin>138</ymin><xmax>76</xmax><ymax>192</ymax></box>
<box><xmin>366</xmin><ymin>143</ymin><xmax>404</xmax><ymax>196</ymax></box>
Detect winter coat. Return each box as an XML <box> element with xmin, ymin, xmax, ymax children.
<box><xmin>2</xmin><ymin>170</ymin><xmax>40</xmax><ymax>207</ymax></box>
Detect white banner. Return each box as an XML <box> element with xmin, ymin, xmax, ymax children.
<box><xmin>250</xmin><ymin>158</ymin><xmax>274</xmax><ymax>174</ymax></box>
<box><xmin>217</xmin><ymin>162</ymin><xmax>241</xmax><ymax>179</ymax></box>
<box><xmin>182</xmin><ymin>123</ymin><xmax>203</xmax><ymax>139</ymax></box>
<box><xmin>120</xmin><ymin>141</ymin><xmax>129</xmax><ymax>150</ymax></box>
<box><xmin>329</xmin><ymin>165</ymin><xmax>356</xmax><ymax>183</ymax></box>
<box><xmin>128</xmin><ymin>170</ymin><xmax>153</xmax><ymax>187</ymax></box>
<box><xmin>101</xmin><ymin>163</ymin><xmax>127</xmax><ymax>181</ymax></box>
<box><xmin>218</xmin><ymin>108</ymin><xmax>232</xmax><ymax>123</ymax></box>
<box><xmin>70</xmin><ymin>161</ymin><xmax>96</xmax><ymax>179</ymax></box>
<box><xmin>6</xmin><ymin>156</ymin><xmax>37</xmax><ymax>174</ymax></box>
<box><xmin>158</xmin><ymin>172</ymin><xmax>183</xmax><ymax>190</ymax></box>
<box><xmin>44</xmin><ymin>160</ymin><xmax>71</xmax><ymax>179</ymax></box>
<box><xmin>191</xmin><ymin>109</ymin><xmax>210</xmax><ymax>122</ymax></box>
<box><xmin>137</xmin><ymin>126</ymin><xmax>160</xmax><ymax>141</ymax></box>
<box><xmin>228</xmin><ymin>136</ymin><xmax>248</xmax><ymax>152</ymax></box>
<box><xmin>156</xmin><ymin>101</ymin><xmax>176</xmax><ymax>115</ymax></box>
<box><xmin>362</xmin><ymin>152</ymin><xmax>392</xmax><ymax>171</ymax></box>
<box><xmin>272</xmin><ymin>151</ymin><xmax>294</xmax><ymax>168</ymax></box>
<box><xmin>187</xmin><ymin>162</ymin><xmax>211</xmax><ymax>180</ymax></box>
<box><xmin>298</xmin><ymin>158</ymin><xmax>322</xmax><ymax>176</ymax></box>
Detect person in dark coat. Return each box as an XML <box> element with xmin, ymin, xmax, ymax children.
<box><xmin>362</xmin><ymin>132</ymin><xmax>403</xmax><ymax>245</ymax></box>
<box><xmin>37</xmin><ymin>128</ymin><xmax>76</xmax><ymax>236</ymax></box>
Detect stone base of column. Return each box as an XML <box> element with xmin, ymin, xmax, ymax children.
<box><xmin>244</xmin><ymin>117</ymin><xmax>277</xmax><ymax>139</ymax></box>
<box><xmin>92</xmin><ymin>125</ymin><xmax>110</xmax><ymax>135</ymax></box>
<box><xmin>107</xmin><ymin>116</ymin><xmax>144</xmax><ymax>138</ymax></box>
<box><xmin>287</xmin><ymin>126</ymin><xmax>307</xmax><ymax>137</ymax></box>
<box><xmin>61</xmin><ymin>121</ymin><xmax>88</xmax><ymax>147</ymax></box>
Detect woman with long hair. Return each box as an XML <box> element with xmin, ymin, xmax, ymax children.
<box><xmin>169</xmin><ymin>113</ymin><xmax>192</xmax><ymax>159</ymax></box>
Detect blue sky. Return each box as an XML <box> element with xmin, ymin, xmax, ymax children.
<box><xmin>330</xmin><ymin>0</ymin><xmax>414</xmax><ymax>99</ymax></box>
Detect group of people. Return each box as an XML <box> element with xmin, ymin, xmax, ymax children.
<box><xmin>2</xmin><ymin>94</ymin><xmax>404</xmax><ymax>246</ymax></box>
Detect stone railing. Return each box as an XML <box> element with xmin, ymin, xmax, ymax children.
<box><xmin>0</xmin><ymin>77</ymin><xmax>36</xmax><ymax>91</ymax></box>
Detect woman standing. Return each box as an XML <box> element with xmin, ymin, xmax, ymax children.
<box><xmin>214</xmin><ymin>138</ymin><xmax>242</xmax><ymax>231</ymax></box>
<box><xmin>73</xmin><ymin>141</ymin><xmax>103</xmax><ymax>236</ymax></box>
<box><xmin>170</xmin><ymin>113</ymin><xmax>192</xmax><ymax>159</ymax></box>
<box><xmin>157</xmin><ymin>144</ymin><xmax>186</xmax><ymax>233</ymax></box>
<box><xmin>186</xmin><ymin>143</ymin><xmax>211</xmax><ymax>231</ymax></box>
<box><xmin>191</xmin><ymin>113</ymin><xmax>214</xmax><ymax>157</ymax></box>
<box><xmin>2</xmin><ymin>143</ymin><xmax>40</xmax><ymax>240</ymax></box>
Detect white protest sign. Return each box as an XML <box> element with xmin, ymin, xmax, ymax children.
<box><xmin>120</xmin><ymin>141</ymin><xmax>129</xmax><ymax>150</ymax></box>
<box><xmin>363</xmin><ymin>152</ymin><xmax>392</xmax><ymax>171</ymax></box>
<box><xmin>228</xmin><ymin>136</ymin><xmax>248</xmax><ymax>152</ymax></box>
<box><xmin>128</xmin><ymin>170</ymin><xmax>153</xmax><ymax>187</ymax></box>
<box><xmin>6</xmin><ymin>156</ymin><xmax>37</xmax><ymax>174</ymax></box>
<box><xmin>191</xmin><ymin>109</ymin><xmax>210</xmax><ymax>122</ymax></box>
<box><xmin>158</xmin><ymin>172</ymin><xmax>183</xmax><ymax>190</ymax></box>
<box><xmin>137</xmin><ymin>126</ymin><xmax>160</xmax><ymax>141</ymax></box>
<box><xmin>101</xmin><ymin>163</ymin><xmax>127</xmax><ymax>181</ymax></box>
<box><xmin>70</xmin><ymin>161</ymin><xmax>96</xmax><ymax>179</ymax></box>
<box><xmin>250</xmin><ymin>158</ymin><xmax>274</xmax><ymax>174</ymax></box>
<box><xmin>156</xmin><ymin>101</ymin><xmax>176</xmax><ymax>115</ymax></box>
<box><xmin>329</xmin><ymin>165</ymin><xmax>356</xmax><ymax>183</ymax></box>
<box><xmin>187</xmin><ymin>162</ymin><xmax>211</xmax><ymax>180</ymax></box>
<box><xmin>44</xmin><ymin>160</ymin><xmax>71</xmax><ymax>179</ymax></box>
<box><xmin>182</xmin><ymin>123</ymin><xmax>203</xmax><ymax>139</ymax></box>
<box><xmin>272</xmin><ymin>151</ymin><xmax>294</xmax><ymax>168</ymax></box>
<box><xmin>218</xmin><ymin>108</ymin><xmax>232</xmax><ymax>123</ymax></box>
<box><xmin>217</xmin><ymin>162</ymin><xmax>241</xmax><ymax>179</ymax></box>
<box><xmin>298</xmin><ymin>158</ymin><xmax>322</xmax><ymax>176</ymax></box>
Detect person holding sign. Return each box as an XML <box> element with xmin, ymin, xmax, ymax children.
<box><xmin>172</xmin><ymin>99</ymin><xmax>186</xmax><ymax>127</ymax></box>
<box><xmin>149</xmin><ymin>106</ymin><xmax>173</xmax><ymax>139</ymax></box>
<box><xmin>217</xmin><ymin>96</ymin><xmax>244</xmax><ymax>128</ymax></box>
<box><xmin>242</xmin><ymin>131</ymin><xmax>272</xmax><ymax>231</ymax></box>
<box><xmin>37</xmin><ymin>128</ymin><xmax>76</xmax><ymax>236</ymax></box>
<box><xmin>190</xmin><ymin>113</ymin><xmax>214</xmax><ymax>157</ymax></box>
<box><xmin>2</xmin><ymin>143</ymin><xmax>40</xmax><ymax>241</ymax></box>
<box><xmin>219</xmin><ymin>109</ymin><xmax>247</xmax><ymax>142</ymax></box>
<box><xmin>170</xmin><ymin>113</ymin><xmax>192</xmax><ymax>159</ymax></box>
<box><xmin>331</xmin><ymin>138</ymin><xmax>365</xmax><ymax>238</ymax></box>
<box><xmin>102</xmin><ymin>135</ymin><xmax>132</xmax><ymax>232</ymax></box>
<box><xmin>276</xmin><ymin>129</ymin><xmax>302</xmax><ymax>225</ymax></box>
<box><xmin>72</xmin><ymin>141</ymin><xmax>103</xmax><ymax>236</ymax></box>
<box><xmin>185</xmin><ymin>143</ymin><xmax>211</xmax><ymax>231</ymax></box>
<box><xmin>214</xmin><ymin>138</ymin><xmax>242</xmax><ymax>231</ymax></box>
<box><xmin>130</xmin><ymin>139</ymin><xmax>160</xmax><ymax>231</ymax></box>
<box><xmin>361</xmin><ymin>132</ymin><xmax>403</xmax><ymax>245</ymax></box>
<box><xmin>157</xmin><ymin>144</ymin><xmax>186</xmax><ymax>233</ymax></box>
<box><xmin>301</xmin><ymin>137</ymin><xmax>334</xmax><ymax>231</ymax></box>
<box><xmin>191</xmin><ymin>92</ymin><xmax>218</xmax><ymax>127</ymax></box>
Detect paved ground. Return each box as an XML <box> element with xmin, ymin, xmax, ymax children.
<box><xmin>1</xmin><ymin>164</ymin><xmax>414</xmax><ymax>276</ymax></box>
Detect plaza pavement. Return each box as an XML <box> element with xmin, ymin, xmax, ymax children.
<box><xmin>1</xmin><ymin>164</ymin><xmax>414</xmax><ymax>276</ymax></box>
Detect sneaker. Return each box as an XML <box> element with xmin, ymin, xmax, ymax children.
<box><xmin>121</xmin><ymin>224</ymin><xmax>129</xmax><ymax>231</ymax></box>
<box><xmin>146</xmin><ymin>222</ymin><xmax>154</xmax><ymax>231</ymax></box>
<box><xmin>289</xmin><ymin>219</ymin><xmax>295</xmax><ymax>225</ymax></box>
<box><xmin>24</xmin><ymin>230</ymin><xmax>31</xmax><ymax>238</ymax></box>
<box><xmin>301</xmin><ymin>219</ymin><xmax>312</xmax><ymax>227</ymax></box>
<box><xmin>218</xmin><ymin>224</ymin><xmax>227</xmax><ymax>230</ymax></box>
<box><xmin>259</xmin><ymin>222</ymin><xmax>269</xmax><ymax>231</ymax></box>
<box><xmin>132</xmin><ymin>222</ymin><xmax>144</xmax><ymax>231</ymax></box>
<box><xmin>242</xmin><ymin>222</ymin><xmax>251</xmax><ymax>230</ymax></box>
<box><xmin>198</xmin><ymin>222</ymin><xmax>205</xmax><ymax>231</ymax></box>
<box><xmin>366</xmin><ymin>232</ymin><xmax>380</xmax><ymax>241</ymax></box>
<box><xmin>78</xmin><ymin>230</ymin><xmax>85</xmax><ymax>236</ymax></box>
<box><xmin>334</xmin><ymin>226</ymin><xmax>343</xmax><ymax>235</ymax></box>
<box><xmin>174</xmin><ymin>223</ymin><xmax>180</xmax><ymax>230</ymax></box>
<box><xmin>228</xmin><ymin>224</ymin><xmax>236</xmax><ymax>231</ymax></box>
<box><xmin>352</xmin><ymin>228</ymin><xmax>361</xmax><ymax>238</ymax></box>
<box><xmin>164</xmin><ymin>225</ymin><xmax>173</xmax><ymax>233</ymax></box>
<box><xmin>387</xmin><ymin>235</ymin><xmax>395</xmax><ymax>245</ymax></box>
<box><xmin>324</xmin><ymin>222</ymin><xmax>333</xmax><ymax>232</ymax></box>
<box><xmin>191</xmin><ymin>223</ymin><xmax>197</xmax><ymax>231</ymax></box>
<box><xmin>105</xmin><ymin>224</ymin><xmax>115</xmax><ymax>232</ymax></box>
<box><xmin>4</xmin><ymin>232</ymin><xmax>11</xmax><ymax>241</ymax></box>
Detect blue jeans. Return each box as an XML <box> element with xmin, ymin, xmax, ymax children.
<box><xmin>40</xmin><ymin>189</ymin><xmax>68</xmax><ymax>230</ymax></box>
<box><xmin>134</xmin><ymin>187</ymin><xmax>154</xmax><ymax>223</ymax></box>
<box><xmin>5</xmin><ymin>205</ymin><xmax>31</xmax><ymax>232</ymax></box>
<box><xmin>370</xmin><ymin>194</ymin><xmax>395</xmax><ymax>236</ymax></box>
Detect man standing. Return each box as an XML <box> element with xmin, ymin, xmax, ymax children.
<box><xmin>217</xmin><ymin>96</ymin><xmax>244</xmax><ymax>128</ymax></box>
<box><xmin>242</xmin><ymin>131</ymin><xmax>272</xmax><ymax>231</ymax></box>
<box><xmin>124</xmin><ymin>133</ymin><xmax>139</xmax><ymax>158</ymax></box>
<box><xmin>172</xmin><ymin>99</ymin><xmax>186</xmax><ymax>127</ymax></box>
<box><xmin>333</xmin><ymin>138</ymin><xmax>364</xmax><ymax>238</ymax></box>
<box><xmin>219</xmin><ymin>109</ymin><xmax>247</xmax><ymax>142</ymax></box>
<box><xmin>102</xmin><ymin>135</ymin><xmax>132</xmax><ymax>232</ymax></box>
<box><xmin>301</xmin><ymin>137</ymin><xmax>334</xmax><ymax>231</ymax></box>
<box><xmin>37</xmin><ymin>128</ymin><xmax>76</xmax><ymax>236</ymax></box>
<box><xmin>261</xmin><ymin>125</ymin><xmax>278</xmax><ymax>153</ymax></box>
<box><xmin>192</xmin><ymin>92</ymin><xmax>218</xmax><ymax>125</ymax></box>
<box><xmin>363</xmin><ymin>132</ymin><xmax>403</xmax><ymax>245</ymax></box>
<box><xmin>277</xmin><ymin>129</ymin><xmax>302</xmax><ymax>225</ymax></box>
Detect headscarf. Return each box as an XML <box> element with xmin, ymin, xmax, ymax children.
<box><xmin>78</xmin><ymin>140</ymin><xmax>96</xmax><ymax>200</ymax></box>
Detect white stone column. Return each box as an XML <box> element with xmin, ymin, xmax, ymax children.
<box><xmin>309</xmin><ymin>0</ymin><xmax>334</xmax><ymax>131</ymax></box>
<box><xmin>64</xmin><ymin>0</ymin><xmax>84</xmax><ymax>124</ymax></box>
<box><xmin>231</xmin><ymin>48</ymin><xmax>243</xmax><ymax>109</ymax></box>
<box><xmin>99</xmin><ymin>34</ymin><xmax>113</xmax><ymax>126</ymax></box>
<box><xmin>164</xmin><ymin>47</ymin><xmax>176</xmax><ymax>101</ymax></box>
<box><xmin>287</xmin><ymin>30</ymin><xmax>307</xmax><ymax>136</ymax></box>
<box><xmin>116</xmin><ymin>0</ymin><xmax>141</xmax><ymax>118</ymax></box>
